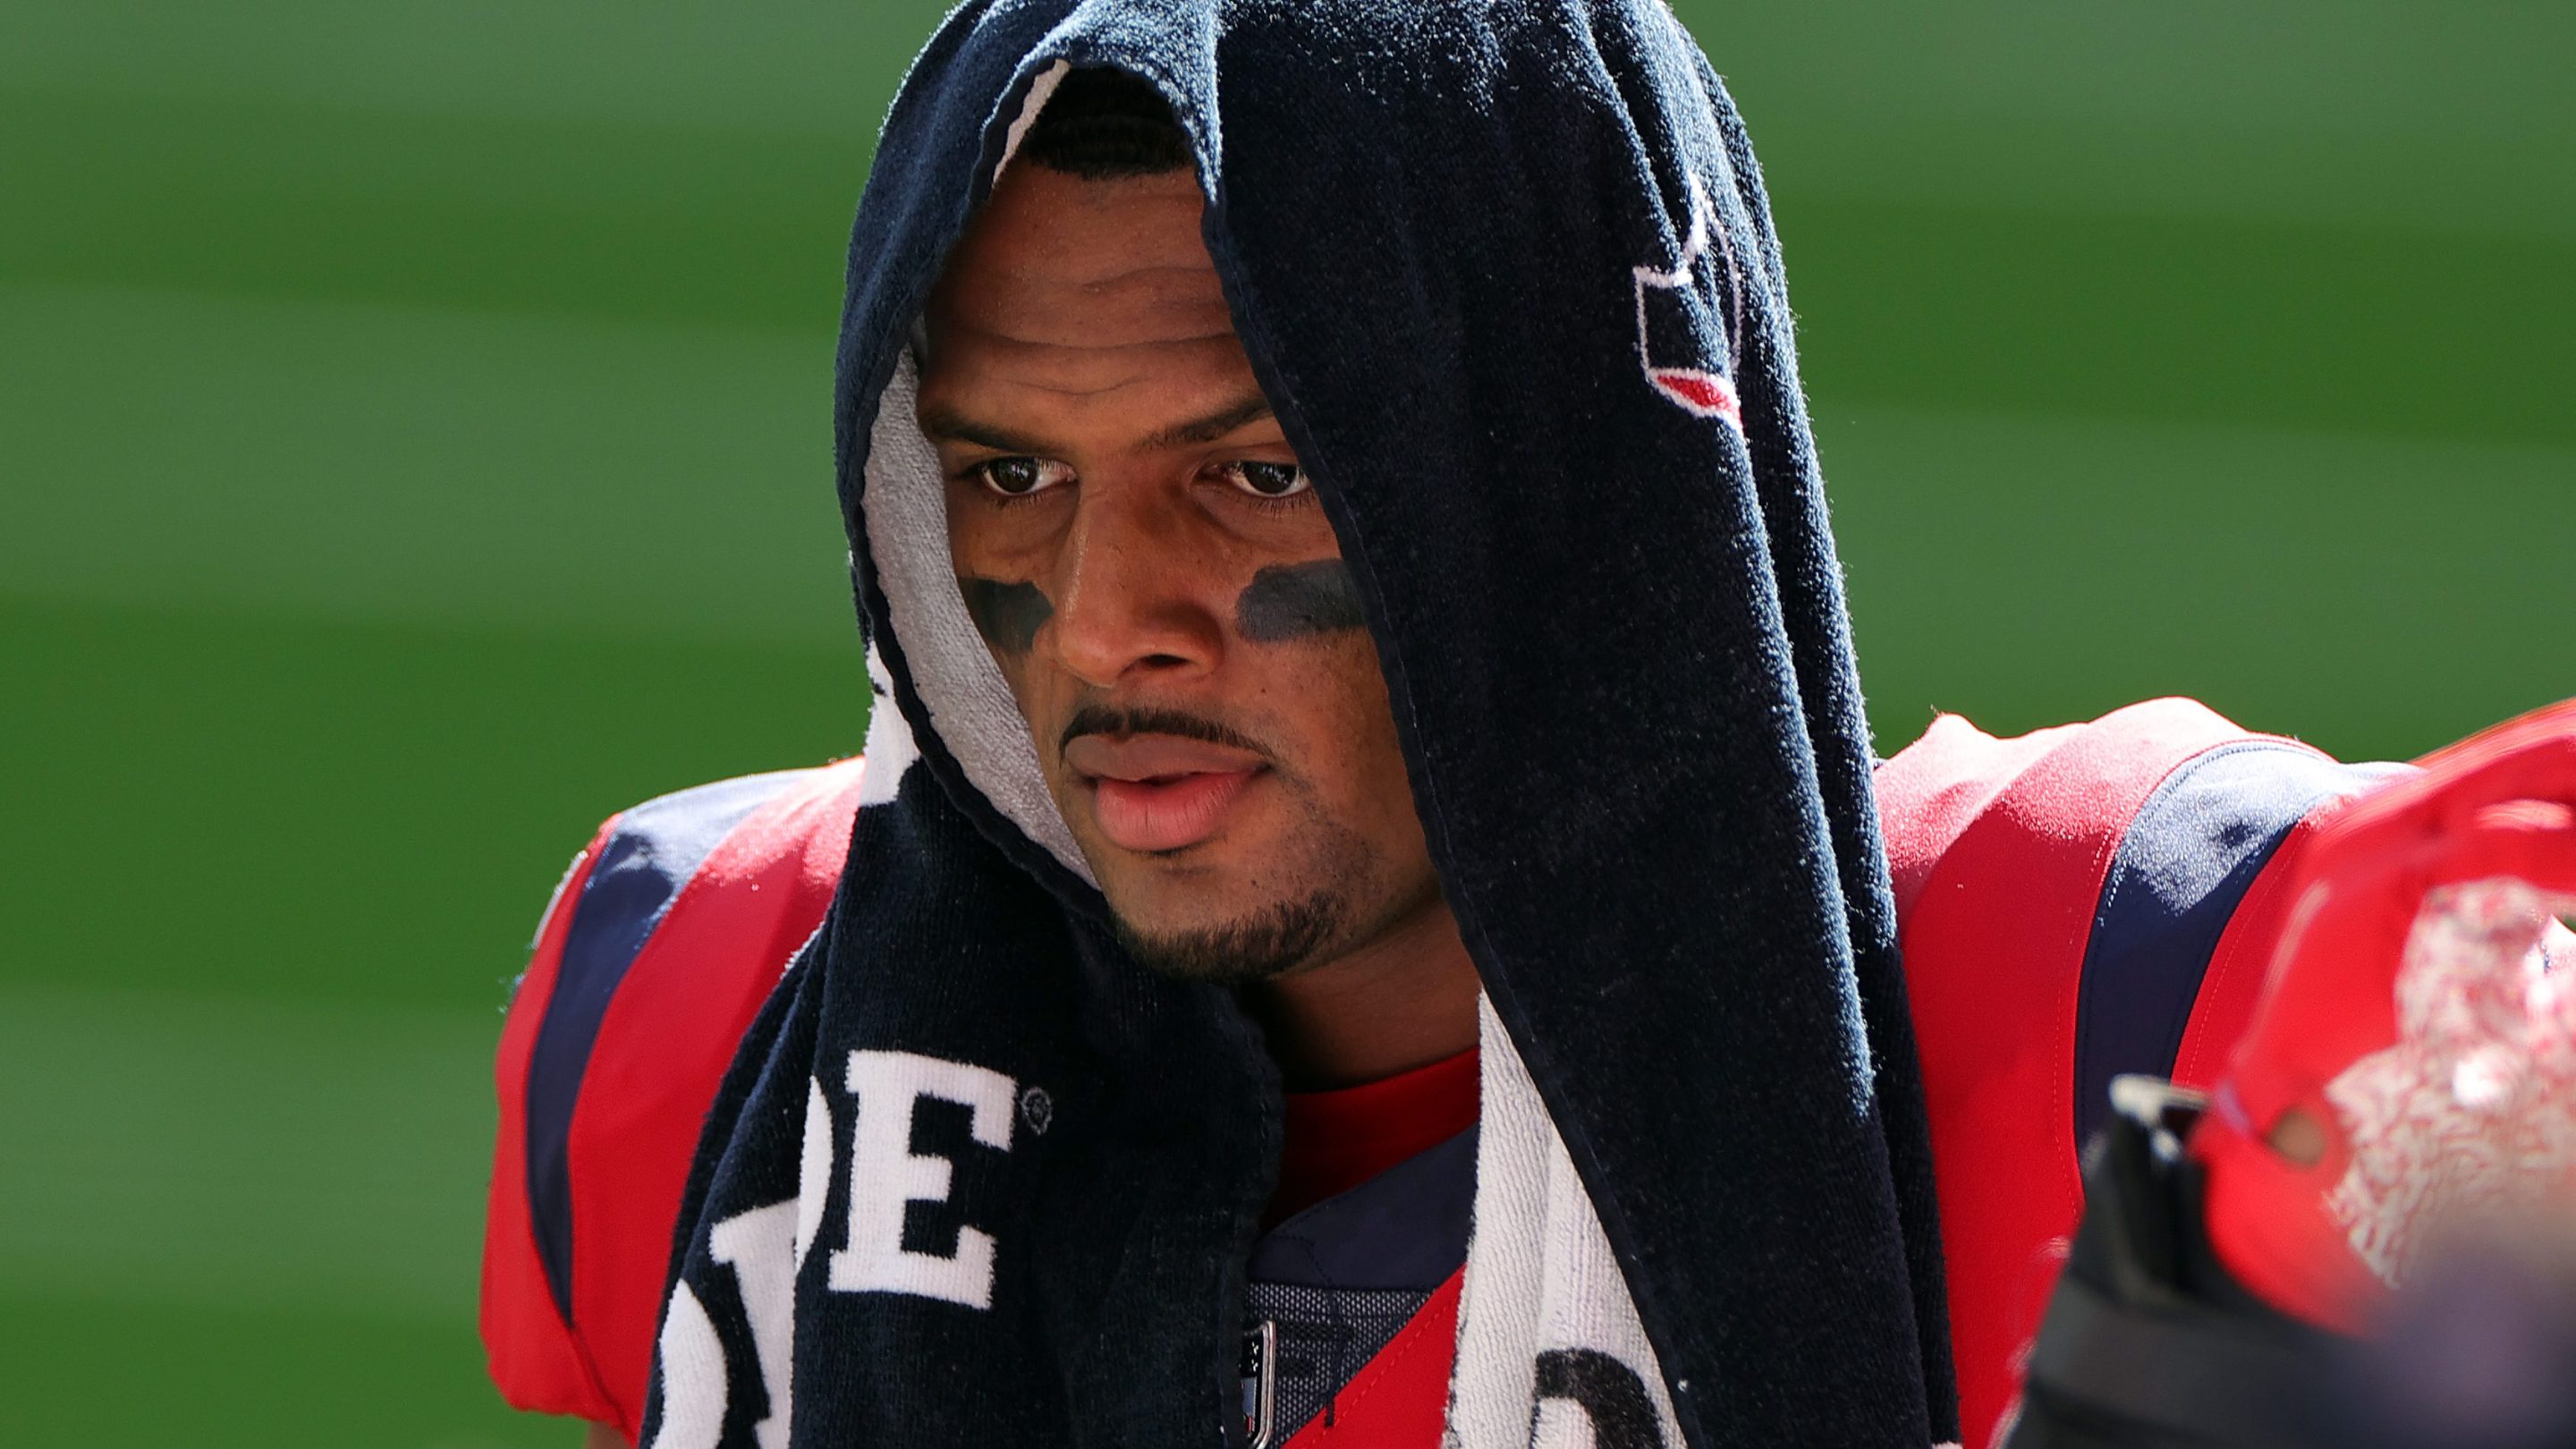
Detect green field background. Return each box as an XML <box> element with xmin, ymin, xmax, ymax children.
<box><xmin>3</xmin><ymin>3</ymin><xmax>2569</xmax><ymax>1443</ymax></box>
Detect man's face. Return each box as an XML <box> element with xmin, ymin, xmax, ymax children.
<box><xmin>916</xmin><ymin>161</ymin><xmax>1439</xmax><ymax>982</ymax></box>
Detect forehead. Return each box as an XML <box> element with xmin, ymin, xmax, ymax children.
<box><xmin>920</xmin><ymin>164</ymin><xmax>1256</xmax><ymax>414</ymax></box>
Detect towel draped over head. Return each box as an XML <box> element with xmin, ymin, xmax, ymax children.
<box><xmin>640</xmin><ymin>3</ymin><xmax>1958</xmax><ymax>1445</ymax></box>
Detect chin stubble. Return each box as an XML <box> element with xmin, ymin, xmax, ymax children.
<box><xmin>1106</xmin><ymin>787</ymin><xmax>1413</xmax><ymax>985</ymax></box>
<box><xmin>1061</xmin><ymin>704</ymin><xmax>1411</xmax><ymax>987</ymax></box>
<box><xmin>1111</xmin><ymin>886</ymin><xmax>1350</xmax><ymax>986</ymax></box>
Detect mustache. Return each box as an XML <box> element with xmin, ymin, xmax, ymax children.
<box><xmin>1057</xmin><ymin>703</ymin><xmax>1273</xmax><ymax>761</ymax></box>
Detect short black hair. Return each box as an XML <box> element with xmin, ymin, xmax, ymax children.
<box><xmin>1019</xmin><ymin>68</ymin><xmax>1194</xmax><ymax>180</ymax></box>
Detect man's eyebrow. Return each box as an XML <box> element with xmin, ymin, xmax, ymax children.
<box><xmin>1140</xmin><ymin>393</ymin><xmax>1276</xmax><ymax>451</ymax></box>
<box><xmin>916</xmin><ymin>406</ymin><xmax>1053</xmax><ymax>455</ymax></box>
<box><xmin>917</xmin><ymin>393</ymin><xmax>1277</xmax><ymax>455</ymax></box>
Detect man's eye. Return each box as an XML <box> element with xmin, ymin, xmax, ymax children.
<box><xmin>1220</xmin><ymin>461</ymin><xmax>1311</xmax><ymax>500</ymax></box>
<box><xmin>974</xmin><ymin>457</ymin><xmax>1073</xmax><ymax>498</ymax></box>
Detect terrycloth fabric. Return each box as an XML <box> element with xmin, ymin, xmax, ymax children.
<box><xmin>637</xmin><ymin>4</ymin><xmax>1953</xmax><ymax>1447</ymax></box>
<box><xmin>1450</xmin><ymin>995</ymin><xmax>1690</xmax><ymax>1447</ymax></box>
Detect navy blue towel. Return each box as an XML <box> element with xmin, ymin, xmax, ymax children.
<box><xmin>640</xmin><ymin>4</ymin><xmax>1955</xmax><ymax>1445</ymax></box>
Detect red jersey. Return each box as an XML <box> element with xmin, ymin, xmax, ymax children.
<box><xmin>482</xmin><ymin>701</ymin><xmax>2397</xmax><ymax>1446</ymax></box>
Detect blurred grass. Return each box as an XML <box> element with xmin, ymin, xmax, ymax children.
<box><xmin>0</xmin><ymin>596</ymin><xmax>864</xmax><ymax>1009</ymax></box>
<box><xmin>0</xmin><ymin>91</ymin><xmax>863</xmax><ymax>332</ymax></box>
<box><xmin>0</xmin><ymin>987</ymin><xmax>498</xmax><ymax>1311</ymax></box>
<box><xmin>0</xmin><ymin>1</ymin><xmax>2568</xmax><ymax>1444</ymax></box>
<box><xmin>0</xmin><ymin>281</ymin><xmax>852</xmax><ymax>641</ymax></box>
<box><xmin>1822</xmin><ymin>408</ymin><xmax>2571</xmax><ymax>755</ymax></box>
<box><xmin>5</xmin><ymin>1290</ymin><xmax>546</xmax><ymax>1447</ymax></box>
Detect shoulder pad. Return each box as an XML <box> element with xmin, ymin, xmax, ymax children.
<box><xmin>1874</xmin><ymin>701</ymin><xmax>2399</xmax><ymax>1449</ymax></box>
<box><xmin>484</xmin><ymin>757</ymin><xmax>868</xmax><ymax>1433</ymax></box>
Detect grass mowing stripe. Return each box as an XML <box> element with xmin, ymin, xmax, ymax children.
<box><xmin>0</xmin><ymin>986</ymin><xmax>499</xmax><ymax>1320</ymax></box>
<box><xmin>0</xmin><ymin>594</ymin><xmax>868</xmax><ymax>1011</ymax></box>
<box><xmin>1823</xmin><ymin>404</ymin><xmax>2576</xmax><ymax>761</ymax></box>
<box><xmin>6</xmin><ymin>94</ymin><xmax>2570</xmax><ymax>449</ymax></box>
<box><xmin>0</xmin><ymin>1</ymin><xmax>955</xmax><ymax>139</ymax></box>
<box><xmin>0</xmin><ymin>281</ymin><xmax>852</xmax><ymax>647</ymax></box>
<box><xmin>1783</xmin><ymin>196</ymin><xmax>2576</xmax><ymax>450</ymax></box>
<box><xmin>0</xmin><ymin>89</ymin><xmax>868</xmax><ymax>332</ymax></box>
<box><xmin>0</xmin><ymin>1282</ymin><xmax>564</xmax><ymax>1446</ymax></box>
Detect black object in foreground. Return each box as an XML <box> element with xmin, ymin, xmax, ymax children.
<box><xmin>2014</xmin><ymin>1077</ymin><xmax>2576</xmax><ymax>1449</ymax></box>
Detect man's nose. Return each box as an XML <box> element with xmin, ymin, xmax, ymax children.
<box><xmin>1045</xmin><ymin>487</ymin><xmax>1225</xmax><ymax>689</ymax></box>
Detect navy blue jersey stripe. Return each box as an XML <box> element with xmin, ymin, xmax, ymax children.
<box><xmin>1249</xmin><ymin>1125</ymin><xmax>1476</xmax><ymax>1293</ymax></box>
<box><xmin>1245</xmin><ymin>1127</ymin><xmax>1475</xmax><ymax>1444</ymax></box>
<box><xmin>524</xmin><ymin>770</ymin><xmax>805</xmax><ymax>1324</ymax></box>
<box><xmin>2072</xmin><ymin>744</ymin><xmax>2403</xmax><ymax>1151</ymax></box>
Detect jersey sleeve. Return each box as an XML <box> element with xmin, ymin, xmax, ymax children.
<box><xmin>481</xmin><ymin>758</ymin><xmax>868</xmax><ymax>1439</ymax></box>
<box><xmin>483</xmin><ymin>818</ymin><xmax>622</xmax><ymax>1425</ymax></box>
<box><xmin>1873</xmin><ymin>699</ymin><xmax>2404</xmax><ymax>1449</ymax></box>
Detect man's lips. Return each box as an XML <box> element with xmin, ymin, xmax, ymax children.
<box><xmin>1063</xmin><ymin>733</ymin><xmax>1267</xmax><ymax>853</ymax></box>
